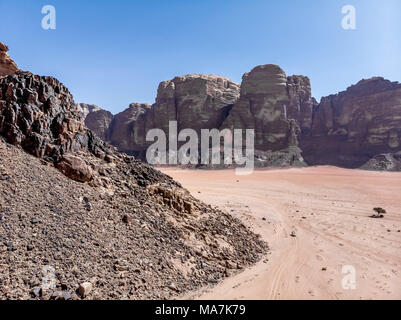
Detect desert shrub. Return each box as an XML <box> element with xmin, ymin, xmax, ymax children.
<box><xmin>373</xmin><ymin>207</ymin><xmax>386</xmax><ymax>214</ymax></box>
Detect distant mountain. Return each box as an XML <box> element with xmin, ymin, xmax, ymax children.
<box><xmin>81</xmin><ymin>65</ymin><xmax>401</xmax><ymax>170</ymax></box>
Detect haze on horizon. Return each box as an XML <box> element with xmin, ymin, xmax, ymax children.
<box><xmin>1</xmin><ymin>0</ymin><xmax>400</xmax><ymax>114</ymax></box>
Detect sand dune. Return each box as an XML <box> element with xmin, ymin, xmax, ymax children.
<box><xmin>161</xmin><ymin>166</ymin><xmax>401</xmax><ymax>300</ymax></box>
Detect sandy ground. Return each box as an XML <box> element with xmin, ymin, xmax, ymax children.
<box><xmin>160</xmin><ymin>166</ymin><xmax>401</xmax><ymax>300</ymax></box>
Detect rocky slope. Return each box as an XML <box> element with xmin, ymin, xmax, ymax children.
<box><xmin>80</xmin><ymin>66</ymin><xmax>401</xmax><ymax>171</ymax></box>
<box><xmin>0</xmin><ymin>42</ymin><xmax>19</xmax><ymax>77</ymax></box>
<box><xmin>0</xmin><ymin>70</ymin><xmax>267</xmax><ymax>300</ymax></box>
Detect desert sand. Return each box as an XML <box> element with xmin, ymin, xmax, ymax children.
<box><xmin>161</xmin><ymin>166</ymin><xmax>401</xmax><ymax>300</ymax></box>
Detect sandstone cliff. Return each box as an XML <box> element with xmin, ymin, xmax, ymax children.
<box><xmin>77</xmin><ymin>103</ymin><xmax>113</xmax><ymax>141</ymax></box>
<box><xmin>0</xmin><ymin>42</ymin><xmax>19</xmax><ymax>77</ymax></box>
<box><xmin>80</xmin><ymin>66</ymin><xmax>401</xmax><ymax>171</ymax></box>
<box><xmin>302</xmin><ymin>77</ymin><xmax>401</xmax><ymax>168</ymax></box>
<box><xmin>108</xmin><ymin>103</ymin><xmax>152</xmax><ymax>154</ymax></box>
<box><xmin>82</xmin><ymin>74</ymin><xmax>240</xmax><ymax>158</ymax></box>
<box><xmin>222</xmin><ymin>65</ymin><xmax>316</xmax><ymax>151</ymax></box>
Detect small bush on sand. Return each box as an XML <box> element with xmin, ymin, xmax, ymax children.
<box><xmin>373</xmin><ymin>207</ymin><xmax>386</xmax><ymax>214</ymax></box>
<box><xmin>371</xmin><ymin>207</ymin><xmax>386</xmax><ymax>218</ymax></box>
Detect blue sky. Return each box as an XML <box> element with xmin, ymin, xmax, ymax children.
<box><xmin>1</xmin><ymin>0</ymin><xmax>400</xmax><ymax>114</ymax></box>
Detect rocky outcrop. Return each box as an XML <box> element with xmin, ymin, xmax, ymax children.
<box><xmin>0</xmin><ymin>66</ymin><xmax>267</xmax><ymax>299</ymax></box>
<box><xmin>152</xmin><ymin>74</ymin><xmax>240</xmax><ymax>134</ymax></box>
<box><xmin>302</xmin><ymin>77</ymin><xmax>401</xmax><ymax>168</ymax></box>
<box><xmin>82</xmin><ymin>74</ymin><xmax>240</xmax><ymax>158</ymax></box>
<box><xmin>360</xmin><ymin>153</ymin><xmax>401</xmax><ymax>171</ymax></box>
<box><xmin>80</xmin><ymin>65</ymin><xmax>401</xmax><ymax>171</ymax></box>
<box><xmin>222</xmin><ymin>65</ymin><xmax>316</xmax><ymax>151</ymax></box>
<box><xmin>108</xmin><ymin>103</ymin><xmax>151</xmax><ymax>154</ymax></box>
<box><xmin>77</xmin><ymin>103</ymin><xmax>113</xmax><ymax>141</ymax></box>
<box><xmin>0</xmin><ymin>42</ymin><xmax>19</xmax><ymax>77</ymax></box>
<box><xmin>0</xmin><ymin>72</ymin><xmax>110</xmax><ymax>163</ymax></box>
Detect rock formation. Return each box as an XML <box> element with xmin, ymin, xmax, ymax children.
<box><xmin>0</xmin><ymin>72</ymin><xmax>108</xmax><ymax>163</ymax></box>
<box><xmin>0</xmin><ymin>42</ymin><xmax>19</xmax><ymax>77</ymax></box>
<box><xmin>0</xmin><ymin>64</ymin><xmax>267</xmax><ymax>299</ymax></box>
<box><xmin>302</xmin><ymin>77</ymin><xmax>401</xmax><ymax>168</ymax></box>
<box><xmin>222</xmin><ymin>65</ymin><xmax>316</xmax><ymax>151</ymax></box>
<box><xmin>153</xmin><ymin>74</ymin><xmax>240</xmax><ymax>134</ymax></box>
<box><xmin>80</xmin><ymin>65</ymin><xmax>401</xmax><ymax>171</ymax></box>
<box><xmin>82</xmin><ymin>74</ymin><xmax>240</xmax><ymax>158</ymax></box>
<box><xmin>360</xmin><ymin>153</ymin><xmax>401</xmax><ymax>171</ymax></box>
<box><xmin>108</xmin><ymin>103</ymin><xmax>151</xmax><ymax>154</ymax></box>
<box><xmin>77</xmin><ymin>103</ymin><xmax>113</xmax><ymax>141</ymax></box>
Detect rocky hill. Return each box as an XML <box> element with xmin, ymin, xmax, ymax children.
<box><xmin>82</xmin><ymin>74</ymin><xmax>240</xmax><ymax>159</ymax></box>
<box><xmin>81</xmin><ymin>66</ymin><xmax>401</xmax><ymax>170</ymax></box>
<box><xmin>0</xmin><ymin>42</ymin><xmax>19</xmax><ymax>77</ymax></box>
<box><xmin>76</xmin><ymin>103</ymin><xmax>113</xmax><ymax>141</ymax></box>
<box><xmin>0</xmin><ymin>62</ymin><xmax>267</xmax><ymax>299</ymax></box>
<box><xmin>302</xmin><ymin>77</ymin><xmax>401</xmax><ymax>168</ymax></box>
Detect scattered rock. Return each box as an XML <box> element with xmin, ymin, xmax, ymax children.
<box><xmin>122</xmin><ymin>215</ymin><xmax>131</xmax><ymax>224</ymax></box>
<box><xmin>30</xmin><ymin>218</ymin><xmax>40</xmax><ymax>224</ymax></box>
<box><xmin>31</xmin><ymin>287</ymin><xmax>41</xmax><ymax>298</ymax></box>
<box><xmin>167</xmin><ymin>283</ymin><xmax>179</xmax><ymax>292</ymax></box>
<box><xmin>58</xmin><ymin>291</ymin><xmax>71</xmax><ymax>300</ymax></box>
<box><xmin>78</xmin><ymin>282</ymin><xmax>93</xmax><ymax>298</ymax></box>
<box><xmin>57</xmin><ymin>155</ymin><xmax>93</xmax><ymax>183</ymax></box>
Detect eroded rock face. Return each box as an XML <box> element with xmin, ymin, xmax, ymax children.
<box><xmin>82</xmin><ymin>74</ymin><xmax>240</xmax><ymax>158</ymax></box>
<box><xmin>360</xmin><ymin>153</ymin><xmax>401</xmax><ymax>171</ymax></box>
<box><xmin>80</xmin><ymin>66</ymin><xmax>401</xmax><ymax>170</ymax></box>
<box><xmin>108</xmin><ymin>103</ymin><xmax>151</xmax><ymax>154</ymax></box>
<box><xmin>222</xmin><ymin>64</ymin><xmax>316</xmax><ymax>151</ymax></box>
<box><xmin>126</xmin><ymin>74</ymin><xmax>240</xmax><ymax>156</ymax></box>
<box><xmin>0</xmin><ymin>72</ymin><xmax>109</xmax><ymax>163</ymax></box>
<box><xmin>154</xmin><ymin>74</ymin><xmax>240</xmax><ymax>133</ymax></box>
<box><xmin>0</xmin><ymin>42</ymin><xmax>19</xmax><ymax>77</ymax></box>
<box><xmin>302</xmin><ymin>77</ymin><xmax>401</xmax><ymax>168</ymax></box>
<box><xmin>77</xmin><ymin>103</ymin><xmax>113</xmax><ymax>141</ymax></box>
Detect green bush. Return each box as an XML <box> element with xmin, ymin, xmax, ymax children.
<box><xmin>373</xmin><ymin>207</ymin><xmax>386</xmax><ymax>214</ymax></box>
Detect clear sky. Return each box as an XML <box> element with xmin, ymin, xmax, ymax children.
<box><xmin>1</xmin><ymin>0</ymin><xmax>400</xmax><ymax>114</ymax></box>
